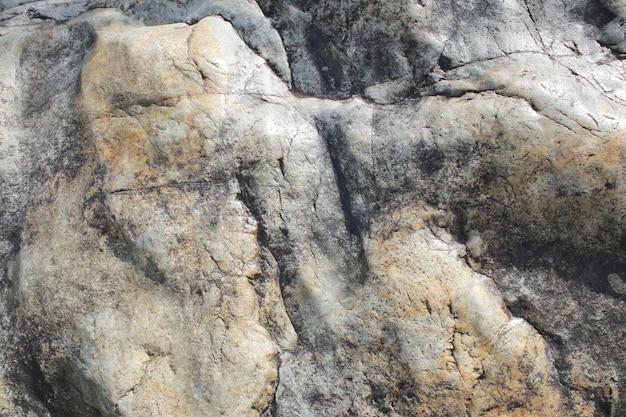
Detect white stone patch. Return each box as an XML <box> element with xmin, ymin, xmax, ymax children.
<box><xmin>608</xmin><ymin>273</ymin><xmax>626</xmax><ymax>295</ymax></box>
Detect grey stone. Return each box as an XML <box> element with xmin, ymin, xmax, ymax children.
<box><xmin>1</xmin><ymin>1</ymin><xmax>626</xmax><ymax>416</ymax></box>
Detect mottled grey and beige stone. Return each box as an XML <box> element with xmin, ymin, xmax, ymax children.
<box><xmin>2</xmin><ymin>1</ymin><xmax>626</xmax><ymax>416</ymax></box>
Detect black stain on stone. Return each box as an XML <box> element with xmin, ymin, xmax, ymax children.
<box><xmin>13</xmin><ymin>324</ymin><xmax>103</xmax><ymax>417</ymax></box>
<box><xmin>414</xmin><ymin>143</ymin><xmax>445</xmax><ymax>175</ymax></box>
<box><xmin>19</xmin><ymin>21</ymin><xmax>95</xmax><ymax>185</ymax></box>
<box><xmin>305</xmin><ymin>24</ymin><xmax>364</xmax><ymax>97</ymax></box>
<box><xmin>306</xmin><ymin>25</ymin><xmax>345</xmax><ymax>94</ymax></box>
<box><xmin>2</xmin><ymin>24</ymin><xmax>99</xmax><ymax>415</ymax></box>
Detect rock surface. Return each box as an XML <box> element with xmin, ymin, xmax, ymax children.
<box><xmin>1</xmin><ymin>1</ymin><xmax>626</xmax><ymax>416</ymax></box>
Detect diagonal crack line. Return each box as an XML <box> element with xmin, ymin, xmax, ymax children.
<box><xmin>107</xmin><ymin>179</ymin><xmax>220</xmax><ymax>195</ymax></box>
<box><xmin>522</xmin><ymin>0</ymin><xmax>548</xmax><ymax>53</ymax></box>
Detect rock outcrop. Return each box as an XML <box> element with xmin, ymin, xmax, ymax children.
<box><xmin>1</xmin><ymin>1</ymin><xmax>626</xmax><ymax>416</ymax></box>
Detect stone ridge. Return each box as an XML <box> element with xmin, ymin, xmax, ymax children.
<box><xmin>0</xmin><ymin>1</ymin><xmax>625</xmax><ymax>416</ymax></box>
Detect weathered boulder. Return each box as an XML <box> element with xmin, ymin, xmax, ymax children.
<box><xmin>1</xmin><ymin>1</ymin><xmax>626</xmax><ymax>416</ymax></box>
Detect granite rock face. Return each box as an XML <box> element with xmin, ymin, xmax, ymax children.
<box><xmin>1</xmin><ymin>1</ymin><xmax>626</xmax><ymax>416</ymax></box>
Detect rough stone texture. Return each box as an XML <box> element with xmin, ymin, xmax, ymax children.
<box><xmin>2</xmin><ymin>1</ymin><xmax>626</xmax><ymax>416</ymax></box>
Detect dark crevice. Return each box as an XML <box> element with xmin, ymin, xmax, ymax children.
<box><xmin>314</xmin><ymin>119</ymin><xmax>374</xmax><ymax>286</ymax></box>
<box><xmin>504</xmin><ymin>296</ymin><xmax>565</xmax><ymax>349</ymax></box>
<box><xmin>261</xmin><ymin>353</ymin><xmax>282</xmax><ymax>417</ymax></box>
<box><xmin>234</xmin><ymin>173</ymin><xmax>274</xmax><ymax>252</ymax></box>
<box><xmin>83</xmin><ymin>189</ymin><xmax>168</xmax><ymax>286</ymax></box>
<box><xmin>277</xmin><ymin>157</ymin><xmax>285</xmax><ymax>177</ymax></box>
<box><xmin>437</xmin><ymin>53</ymin><xmax>455</xmax><ymax>72</ymax></box>
<box><xmin>106</xmin><ymin>178</ymin><xmax>221</xmax><ymax>195</ymax></box>
<box><xmin>234</xmin><ymin>171</ymin><xmax>305</xmax><ymax>346</ymax></box>
<box><xmin>317</xmin><ymin>125</ymin><xmax>362</xmax><ymax>238</ymax></box>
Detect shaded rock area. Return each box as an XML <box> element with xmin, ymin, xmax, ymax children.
<box><xmin>1</xmin><ymin>1</ymin><xmax>626</xmax><ymax>416</ymax></box>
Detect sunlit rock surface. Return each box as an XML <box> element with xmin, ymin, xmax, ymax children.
<box><xmin>1</xmin><ymin>1</ymin><xmax>626</xmax><ymax>416</ymax></box>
